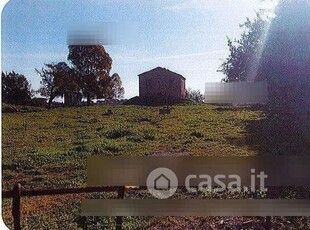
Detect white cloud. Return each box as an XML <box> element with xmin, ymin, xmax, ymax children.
<box><xmin>115</xmin><ymin>50</ymin><xmax>226</xmax><ymax>63</ymax></box>
<box><xmin>163</xmin><ymin>0</ymin><xmax>246</xmax><ymax>11</ymax></box>
<box><xmin>2</xmin><ymin>52</ymin><xmax>68</xmax><ymax>60</ymax></box>
<box><xmin>163</xmin><ymin>0</ymin><xmax>276</xmax><ymax>11</ymax></box>
<box><xmin>260</xmin><ymin>0</ymin><xmax>279</xmax><ymax>9</ymax></box>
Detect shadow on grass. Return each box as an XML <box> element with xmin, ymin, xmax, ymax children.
<box><xmin>245</xmin><ymin>113</ymin><xmax>310</xmax><ymax>156</ymax></box>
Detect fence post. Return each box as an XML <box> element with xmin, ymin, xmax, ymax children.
<box><xmin>12</xmin><ymin>183</ymin><xmax>22</xmax><ymax>230</ymax></box>
<box><xmin>115</xmin><ymin>186</ymin><xmax>125</xmax><ymax>230</ymax></box>
<box><xmin>265</xmin><ymin>216</ymin><xmax>272</xmax><ymax>230</ymax></box>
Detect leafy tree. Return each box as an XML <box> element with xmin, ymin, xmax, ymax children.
<box><xmin>218</xmin><ymin>11</ymin><xmax>270</xmax><ymax>82</ymax></box>
<box><xmin>186</xmin><ymin>88</ymin><xmax>204</xmax><ymax>103</ymax></box>
<box><xmin>259</xmin><ymin>0</ymin><xmax>310</xmax><ymax>114</ymax></box>
<box><xmin>219</xmin><ymin>0</ymin><xmax>310</xmax><ymax>115</ymax></box>
<box><xmin>68</xmin><ymin>45</ymin><xmax>112</xmax><ymax>105</ymax></box>
<box><xmin>36</xmin><ymin>62</ymin><xmax>77</xmax><ymax>108</ymax></box>
<box><xmin>106</xmin><ymin>73</ymin><xmax>125</xmax><ymax>99</ymax></box>
<box><xmin>2</xmin><ymin>71</ymin><xmax>33</xmax><ymax>105</ymax></box>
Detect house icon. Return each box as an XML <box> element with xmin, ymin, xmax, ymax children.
<box><xmin>154</xmin><ymin>174</ymin><xmax>171</xmax><ymax>190</ymax></box>
<box><xmin>147</xmin><ymin>167</ymin><xmax>178</xmax><ymax>199</ymax></box>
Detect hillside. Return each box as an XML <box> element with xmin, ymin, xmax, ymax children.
<box><xmin>2</xmin><ymin>105</ymin><xmax>309</xmax><ymax>229</ymax></box>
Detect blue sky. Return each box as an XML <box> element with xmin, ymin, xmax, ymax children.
<box><xmin>1</xmin><ymin>0</ymin><xmax>275</xmax><ymax>98</ymax></box>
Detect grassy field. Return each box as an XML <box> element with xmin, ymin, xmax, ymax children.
<box><xmin>2</xmin><ymin>105</ymin><xmax>310</xmax><ymax>229</ymax></box>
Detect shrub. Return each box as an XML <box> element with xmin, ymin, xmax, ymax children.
<box><xmin>2</xmin><ymin>103</ymin><xmax>47</xmax><ymax>113</ymax></box>
<box><xmin>190</xmin><ymin>130</ymin><xmax>204</xmax><ymax>138</ymax></box>
<box><xmin>105</xmin><ymin>126</ymin><xmax>133</xmax><ymax>139</ymax></box>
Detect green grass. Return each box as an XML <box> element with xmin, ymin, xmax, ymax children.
<box><xmin>2</xmin><ymin>104</ymin><xmax>309</xmax><ymax>229</ymax></box>
<box><xmin>2</xmin><ymin>105</ymin><xmax>264</xmax><ymax>188</ymax></box>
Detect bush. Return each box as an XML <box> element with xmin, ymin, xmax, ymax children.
<box><xmin>2</xmin><ymin>103</ymin><xmax>47</xmax><ymax>113</ymax></box>
<box><xmin>30</xmin><ymin>97</ymin><xmax>47</xmax><ymax>107</ymax></box>
<box><xmin>105</xmin><ymin>126</ymin><xmax>134</xmax><ymax>139</ymax></box>
<box><xmin>190</xmin><ymin>130</ymin><xmax>204</xmax><ymax>138</ymax></box>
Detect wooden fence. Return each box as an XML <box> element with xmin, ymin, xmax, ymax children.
<box><xmin>2</xmin><ymin>184</ymin><xmax>272</xmax><ymax>230</ymax></box>
<box><xmin>2</xmin><ymin>184</ymin><xmax>125</xmax><ymax>230</ymax></box>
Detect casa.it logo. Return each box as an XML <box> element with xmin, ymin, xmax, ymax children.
<box><xmin>146</xmin><ymin>168</ymin><xmax>178</xmax><ymax>199</ymax></box>
<box><xmin>147</xmin><ymin>167</ymin><xmax>268</xmax><ymax>199</ymax></box>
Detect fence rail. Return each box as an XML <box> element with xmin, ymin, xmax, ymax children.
<box><xmin>2</xmin><ymin>184</ymin><xmax>272</xmax><ymax>230</ymax></box>
<box><xmin>2</xmin><ymin>184</ymin><xmax>125</xmax><ymax>230</ymax></box>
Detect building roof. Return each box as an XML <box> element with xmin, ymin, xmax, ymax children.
<box><xmin>138</xmin><ymin>67</ymin><xmax>186</xmax><ymax>80</ymax></box>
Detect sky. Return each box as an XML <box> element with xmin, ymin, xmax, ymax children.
<box><xmin>1</xmin><ymin>0</ymin><xmax>276</xmax><ymax>99</ymax></box>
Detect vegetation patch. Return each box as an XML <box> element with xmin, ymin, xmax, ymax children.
<box><xmin>2</xmin><ymin>103</ymin><xmax>47</xmax><ymax>113</ymax></box>
<box><xmin>105</xmin><ymin>126</ymin><xmax>134</xmax><ymax>139</ymax></box>
<box><xmin>190</xmin><ymin>130</ymin><xmax>204</xmax><ymax>138</ymax></box>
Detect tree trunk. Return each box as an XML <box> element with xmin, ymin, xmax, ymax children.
<box><xmin>47</xmin><ymin>89</ymin><xmax>55</xmax><ymax>109</ymax></box>
<box><xmin>87</xmin><ymin>94</ymin><xmax>91</xmax><ymax>106</ymax></box>
<box><xmin>47</xmin><ymin>97</ymin><xmax>53</xmax><ymax>109</ymax></box>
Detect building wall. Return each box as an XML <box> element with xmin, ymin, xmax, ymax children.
<box><xmin>139</xmin><ymin>71</ymin><xmax>186</xmax><ymax>98</ymax></box>
<box><xmin>180</xmin><ymin>78</ymin><xmax>186</xmax><ymax>97</ymax></box>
